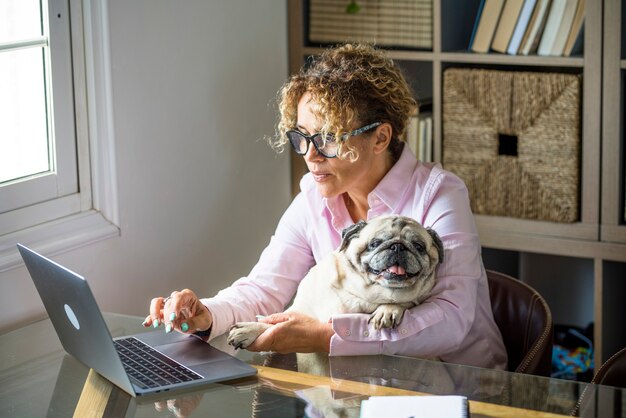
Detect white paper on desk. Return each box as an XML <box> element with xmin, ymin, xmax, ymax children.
<box><xmin>360</xmin><ymin>395</ymin><xmax>468</xmax><ymax>418</ymax></box>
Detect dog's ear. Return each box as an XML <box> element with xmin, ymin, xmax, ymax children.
<box><xmin>427</xmin><ymin>227</ymin><xmax>444</xmax><ymax>263</ymax></box>
<box><xmin>339</xmin><ymin>220</ymin><xmax>367</xmax><ymax>252</ymax></box>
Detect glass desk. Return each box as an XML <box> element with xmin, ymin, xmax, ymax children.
<box><xmin>1</xmin><ymin>313</ymin><xmax>623</xmax><ymax>417</ymax></box>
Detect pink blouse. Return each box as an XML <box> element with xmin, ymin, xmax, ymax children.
<box><xmin>202</xmin><ymin>145</ymin><xmax>508</xmax><ymax>369</ymax></box>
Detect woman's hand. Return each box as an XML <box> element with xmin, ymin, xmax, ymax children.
<box><xmin>154</xmin><ymin>394</ymin><xmax>203</xmax><ymax>418</ymax></box>
<box><xmin>143</xmin><ymin>289</ymin><xmax>212</xmax><ymax>335</ymax></box>
<box><xmin>247</xmin><ymin>312</ymin><xmax>334</xmax><ymax>353</ymax></box>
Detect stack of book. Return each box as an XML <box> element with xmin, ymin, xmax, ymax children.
<box><xmin>469</xmin><ymin>0</ymin><xmax>585</xmax><ymax>56</ymax></box>
<box><xmin>404</xmin><ymin>101</ymin><xmax>433</xmax><ymax>162</ymax></box>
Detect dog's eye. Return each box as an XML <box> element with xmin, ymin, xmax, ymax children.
<box><xmin>412</xmin><ymin>241</ymin><xmax>425</xmax><ymax>252</ymax></box>
<box><xmin>368</xmin><ymin>239</ymin><xmax>382</xmax><ymax>250</ymax></box>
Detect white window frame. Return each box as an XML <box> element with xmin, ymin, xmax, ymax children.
<box><xmin>0</xmin><ymin>0</ymin><xmax>119</xmax><ymax>272</ymax></box>
<box><xmin>0</xmin><ymin>0</ymin><xmax>77</xmax><ymax>215</ymax></box>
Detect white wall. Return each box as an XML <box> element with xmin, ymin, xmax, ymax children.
<box><xmin>0</xmin><ymin>1</ymin><xmax>291</xmax><ymax>333</ymax></box>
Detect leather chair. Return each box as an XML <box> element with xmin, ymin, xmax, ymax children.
<box><xmin>591</xmin><ymin>346</ymin><xmax>626</xmax><ymax>388</ymax></box>
<box><xmin>487</xmin><ymin>269</ymin><xmax>554</xmax><ymax>376</ymax></box>
<box><xmin>571</xmin><ymin>346</ymin><xmax>626</xmax><ymax>416</ymax></box>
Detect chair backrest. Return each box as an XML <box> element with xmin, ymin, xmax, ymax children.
<box><xmin>486</xmin><ymin>269</ymin><xmax>554</xmax><ymax>376</ymax></box>
<box><xmin>592</xmin><ymin>346</ymin><xmax>626</xmax><ymax>387</ymax></box>
<box><xmin>570</xmin><ymin>346</ymin><xmax>626</xmax><ymax>416</ymax></box>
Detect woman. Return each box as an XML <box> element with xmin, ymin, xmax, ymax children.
<box><xmin>144</xmin><ymin>43</ymin><xmax>507</xmax><ymax>369</ymax></box>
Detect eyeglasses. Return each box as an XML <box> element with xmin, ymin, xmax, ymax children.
<box><xmin>286</xmin><ymin>122</ymin><xmax>382</xmax><ymax>158</ymax></box>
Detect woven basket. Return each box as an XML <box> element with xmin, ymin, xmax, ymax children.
<box><xmin>308</xmin><ymin>0</ymin><xmax>433</xmax><ymax>49</ymax></box>
<box><xmin>442</xmin><ymin>68</ymin><xmax>581</xmax><ymax>223</ymax></box>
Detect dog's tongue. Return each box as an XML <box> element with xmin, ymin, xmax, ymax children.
<box><xmin>387</xmin><ymin>265</ymin><xmax>406</xmax><ymax>275</ymax></box>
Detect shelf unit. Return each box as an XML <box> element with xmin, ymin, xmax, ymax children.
<box><xmin>600</xmin><ymin>0</ymin><xmax>626</xmax><ymax>368</ymax></box>
<box><xmin>602</xmin><ymin>0</ymin><xmax>626</xmax><ymax>245</ymax></box>
<box><xmin>286</xmin><ymin>0</ymin><xmax>626</xmax><ymax>367</ymax></box>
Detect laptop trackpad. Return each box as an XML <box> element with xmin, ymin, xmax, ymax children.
<box><xmin>158</xmin><ymin>337</ymin><xmax>229</xmax><ymax>366</ymax></box>
<box><xmin>136</xmin><ymin>332</ymin><xmax>228</xmax><ymax>366</ymax></box>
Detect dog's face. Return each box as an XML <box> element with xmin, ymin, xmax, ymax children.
<box><xmin>339</xmin><ymin>215</ymin><xmax>444</xmax><ymax>292</ymax></box>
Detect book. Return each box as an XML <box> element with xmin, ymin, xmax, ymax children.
<box><xmin>562</xmin><ymin>0</ymin><xmax>585</xmax><ymax>56</ymax></box>
<box><xmin>418</xmin><ymin>113</ymin><xmax>433</xmax><ymax>162</ymax></box>
<box><xmin>470</xmin><ymin>0</ymin><xmax>505</xmax><ymax>53</ymax></box>
<box><xmin>424</xmin><ymin>117</ymin><xmax>432</xmax><ymax>162</ymax></box>
<box><xmin>537</xmin><ymin>0</ymin><xmax>568</xmax><ymax>55</ymax></box>
<box><xmin>518</xmin><ymin>0</ymin><xmax>552</xmax><ymax>55</ymax></box>
<box><xmin>360</xmin><ymin>395</ymin><xmax>469</xmax><ymax>418</ymax></box>
<box><xmin>491</xmin><ymin>0</ymin><xmax>526</xmax><ymax>53</ymax></box>
<box><xmin>549</xmin><ymin>0</ymin><xmax>580</xmax><ymax>55</ymax></box>
<box><xmin>416</xmin><ymin>99</ymin><xmax>433</xmax><ymax>162</ymax></box>
<box><xmin>506</xmin><ymin>0</ymin><xmax>538</xmax><ymax>54</ymax></box>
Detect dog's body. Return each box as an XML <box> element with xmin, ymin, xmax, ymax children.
<box><xmin>227</xmin><ymin>215</ymin><xmax>444</xmax><ymax>350</ymax></box>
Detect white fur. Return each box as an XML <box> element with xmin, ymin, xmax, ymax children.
<box><xmin>227</xmin><ymin>215</ymin><xmax>442</xmax><ymax>351</ymax></box>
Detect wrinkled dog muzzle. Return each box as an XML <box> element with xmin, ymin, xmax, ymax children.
<box><xmin>367</xmin><ymin>241</ymin><xmax>422</xmax><ymax>287</ymax></box>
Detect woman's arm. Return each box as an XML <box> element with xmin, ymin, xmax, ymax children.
<box><xmin>200</xmin><ymin>192</ymin><xmax>317</xmax><ymax>339</ymax></box>
<box><xmin>247</xmin><ymin>311</ymin><xmax>334</xmax><ymax>353</ymax></box>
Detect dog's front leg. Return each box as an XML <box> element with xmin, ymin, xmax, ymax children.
<box><xmin>227</xmin><ymin>322</ymin><xmax>271</xmax><ymax>349</ymax></box>
<box><xmin>368</xmin><ymin>304</ymin><xmax>406</xmax><ymax>330</ymax></box>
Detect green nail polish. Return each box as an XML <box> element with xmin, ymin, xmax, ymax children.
<box><xmin>153</xmin><ymin>319</ymin><xmax>159</xmax><ymax>328</ymax></box>
<box><xmin>166</xmin><ymin>324</ymin><xmax>172</xmax><ymax>333</ymax></box>
<box><xmin>181</xmin><ymin>323</ymin><xmax>189</xmax><ymax>332</ymax></box>
<box><xmin>169</xmin><ymin>312</ymin><xmax>176</xmax><ymax>321</ymax></box>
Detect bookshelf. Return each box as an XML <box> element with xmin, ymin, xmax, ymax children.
<box><xmin>287</xmin><ymin>0</ymin><xmax>626</xmax><ymax>367</ymax></box>
<box><xmin>600</xmin><ymin>0</ymin><xmax>626</xmax><ymax>370</ymax></box>
<box><xmin>602</xmin><ymin>0</ymin><xmax>626</xmax><ymax>245</ymax></box>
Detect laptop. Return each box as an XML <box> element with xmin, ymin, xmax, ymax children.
<box><xmin>18</xmin><ymin>243</ymin><xmax>257</xmax><ymax>397</ymax></box>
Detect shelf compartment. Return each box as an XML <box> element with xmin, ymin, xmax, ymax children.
<box><xmin>600</xmin><ymin>260</ymin><xmax>626</xmax><ymax>364</ymax></box>
<box><xmin>441</xmin><ymin>0</ymin><xmax>586</xmax><ymax>59</ymax></box>
<box><xmin>395</xmin><ymin>59</ymin><xmax>433</xmax><ymax>107</ymax></box>
<box><xmin>442</xmin><ymin>67</ymin><xmax>582</xmax><ymax>223</ymax></box>
<box><xmin>305</xmin><ymin>0</ymin><xmax>433</xmax><ymax>51</ymax></box>
<box><xmin>482</xmin><ymin>248</ymin><xmax>595</xmax><ymax>369</ymax></box>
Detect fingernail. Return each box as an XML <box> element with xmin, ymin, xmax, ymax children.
<box><xmin>256</xmin><ymin>315</ymin><xmax>266</xmax><ymax>320</ymax></box>
<box><xmin>142</xmin><ymin>319</ymin><xmax>148</xmax><ymax>326</ymax></box>
<box><xmin>153</xmin><ymin>319</ymin><xmax>159</xmax><ymax>328</ymax></box>
<box><xmin>166</xmin><ymin>324</ymin><xmax>172</xmax><ymax>333</ymax></box>
<box><xmin>169</xmin><ymin>312</ymin><xmax>176</xmax><ymax>321</ymax></box>
<box><xmin>181</xmin><ymin>322</ymin><xmax>189</xmax><ymax>332</ymax></box>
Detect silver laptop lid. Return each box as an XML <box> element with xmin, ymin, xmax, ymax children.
<box><xmin>18</xmin><ymin>244</ymin><xmax>136</xmax><ymax>396</ymax></box>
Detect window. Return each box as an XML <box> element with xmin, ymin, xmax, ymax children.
<box><xmin>0</xmin><ymin>0</ymin><xmax>77</xmax><ymax>216</ymax></box>
<box><xmin>0</xmin><ymin>0</ymin><xmax>119</xmax><ymax>271</ymax></box>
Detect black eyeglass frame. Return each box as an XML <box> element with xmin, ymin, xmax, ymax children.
<box><xmin>286</xmin><ymin>122</ymin><xmax>382</xmax><ymax>158</ymax></box>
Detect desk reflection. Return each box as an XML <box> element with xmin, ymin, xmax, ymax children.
<box><xmin>1</xmin><ymin>314</ymin><xmax>623</xmax><ymax>418</ymax></box>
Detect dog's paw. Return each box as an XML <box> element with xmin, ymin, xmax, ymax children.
<box><xmin>226</xmin><ymin>322</ymin><xmax>270</xmax><ymax>350</ymax></box>
<box><xmin>368</xmin><ymin>305</ymin><xmax>406</xmax><ymax>330</ymax></box>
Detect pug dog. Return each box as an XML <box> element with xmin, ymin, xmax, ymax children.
<box><xmin>227</xmin><ymin>214</ymin><xmax>444</xmax><ymax>350</ymax></box>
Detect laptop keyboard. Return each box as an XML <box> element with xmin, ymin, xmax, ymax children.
<box><xmin>114</xmin><ymin>337</ymin><xmax>203</xmax><ymax>389</ymax></box>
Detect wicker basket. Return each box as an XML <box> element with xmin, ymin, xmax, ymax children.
<box><xmin>308</xmin><ymin>0</ymin><xmax>433</xmax><ymax>49</ymax></box>
<box><xmin>442</xmin><ymin>68</ymin><xmax>581</xmax><ymax>223</ymax></box>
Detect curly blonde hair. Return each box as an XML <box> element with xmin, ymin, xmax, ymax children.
<box><xmin>270</xmin><ymin>43</ymin><xmax>417</xmax><ymax>160</ymax></box>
